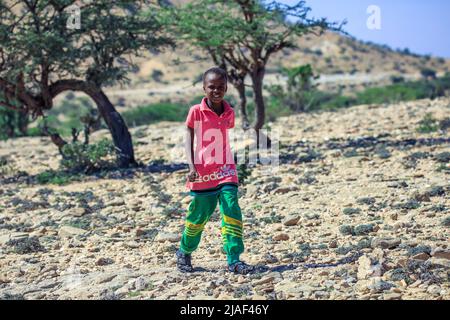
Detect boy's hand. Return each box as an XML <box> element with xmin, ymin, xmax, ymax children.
<box><xmin>187</xmin><ymin>170</ymin><xmax>199</xmax><ymax>182</ymax></box>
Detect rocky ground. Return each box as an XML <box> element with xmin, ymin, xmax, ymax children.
<box><xmin>0</xmin><ymin>97</ymin><xmax>449</xmax><ymax>300</ymax></box>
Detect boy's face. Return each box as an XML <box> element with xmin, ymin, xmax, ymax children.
<box><xmin>203</xmin><ymin>73</ymin><xmax>227</xmax><ymax>106</ymax></box>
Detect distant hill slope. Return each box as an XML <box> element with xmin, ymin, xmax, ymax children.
<box><xmin>57</xmin><ymin>0</ymin><xmax>450</xmax><ymax>108</ymax></box>
<box><xmin>98</xmin><ymin>30</ymin><xmax>450</xmax><ymax>108</ymax></box>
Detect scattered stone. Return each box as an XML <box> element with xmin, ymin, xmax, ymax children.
<box><xmin>273</xmin><ymin>233</ymin><xmax>289</xmax><ymax>241</ymax></box>
<box><xmin>339</xmin><ymin>225</ymin><xmax>354</xmax><ymax>236</ymax></box>
<box><xmin>414</xmin><ymin>186</ymin><xmax>445</xmax><ymax>202</ymax></box>
<box><xmin>343</xmin><ymin>149</ymin><xmax>359</xmax><ymax>158</ymax></box>
<box><xmin>383</xmin><ymin>292</ymin><xmax>402</xmax><ymax>300</ymax></box>
<box><xmin>70</xmin><ymin>207</ymin><xmax>87</xmax><ymax>217</ymax></box>
<box><xmin>253</xmin><ymin>276</ymin><xmax>274</xmax><ymax>286</ymax></box>
<box><xmin>427</xmin><ymin>285</ymin><xmax>441</xmax><ymax>295</ymax></box>
<box><xmin>155</xmin><ymin>232</ymin><xmax>180</xmax><ymax>243</ymax></box>
<box><xmin>441</xmin><ymin>216</ymin><xmax>450</xmax><ymax>227</ymax></box>
<box><xmin>387</xmin><ymin>181</ymin><xmax>408</xmax><ymax>188</ymax></box>
<box><xmin>328</xmin><ymin>240</ymin><xmax>338</xmax><ymax>248</ymax></box>
<box><xmin>314</xmin><ymin>291</ymin><xmax>330</xmax><ymax>299</ymax></box>
<box><xmin>376</xmin><ymin>147</ymin><xmax>391</xmax><ymax>159</ymax></box>
<box><xmin>371</xmin><ymin>237</ymin><xmax>401</xmax><ymax>249</ymax></box>
<box><xmin>434</xmin><ymin>152</ymin><xmax>450</xmax><ymax>163</ymax></box>
<box><xmin>262</xmin><ymin>253</ymin><xmax>279</xmax><ymax>264</ymax></box>
<box><xmin>96</xmin><ymin>258</ymin><xmax>114</xmax><ymax>266</ymax></box>
<box><xmin>0</xmin><ymin>232</ymin><xmax>29</xmax><ymax>245</ymax></box>
<box><xmin>125</xmin><ymin>241</ymin><xmax>140</xmax><ymax>249</ymax></box>
<box><xmin>429</xmin><ymin>257</ymin><xmax>450</xmax><ymax>268</ymax></box>
<box><xmin>367</xmin><ymin>278</ymin><xmax>394</xmax><ymax>293</ymax></box>
<box><xmin>385</xmin><ymin>268</ymin><xmax>410</xmax><ymax>283</ymax></box>
<box><xmin>343</xmin><ymin>207</ymin><xmax>361</xmax><ymax>215</ymax></box>
<box><xmin>411</xmin><ymin>253</ymin><xmax>430</xmax><ymax>261</ymax></box>
<box><xmin>357</xmin><ymin>255</ymin><xmax>383</xmax><ymax>280</ymax></box>
<box><xmin>273</xmin><ymin>186</ymin><xmax>298</xmax><ymax>195</ymax></box>
<box><xmin>283</xmin><ymin>214</ymin><xmax>300</xmax><ymax>226</ymax></box>
<box><xmin>96</xmin><ymin>274</ymin><xmax>118</xmax><ymax>284</ymax></box>
<box><xmin>58</xmin><ymin>226</ymin><xmax>87</xmax><ymax>238</ymax></box>
<box><xmin>393</xmin><ymin>200</ymin><xmax>420</xmax><ymax>210</ymax></box>
<box><xmin>135</xmin><ymin>228</ymin><xmax>145</xmax><ymax>237</ymax></box>
<box><xmin>413</xmin><ymin>191</ymin><xmax>431</xmax><ymax>202</ymax></box>
<box><xmin>106</xmin><ymin>199</ymin><xmax>125</xmax><ymax>207</ymax></box>
<box><xmin>353</xmin><ymin>224</ymin><xmax>375</xmax><ymax>236</ymax></box>
<box><xmin>262</xmin><ymin>182</ymin><xmax>279</xmax><ymax>193</ymax></box>
<box><xmin>134</xmin><ymin>276</ymin><xmax>148</xmax><ymax>291</ymax></box>
<box><xmin>407</xmin><ymin>245</ymin><xmax>431</xmax><ymax>257</ymax></box>
<box><xmin>114</xmin><ymin>285</ymin><xmax>131</xmax><ymax>298</ymax></box>
<box><xmin>356</xmin><ymin>197</ymin><xmax>376</xmax><ymax>205</ymax></box>
<box><xmin>431</xmin><ymin>248</ymin><xmax>450</xmax><ymax>260</ymax></box>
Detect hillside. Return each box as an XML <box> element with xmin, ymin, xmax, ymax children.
<box><xmin>91</xmin><ymin>30</ymin><xmax>450</xmax><ymax>109</ymax></box>
<box><xmin>0</xmin><ymin>97</ymin><xmax>449</xmax><ymax>300</ymax></box>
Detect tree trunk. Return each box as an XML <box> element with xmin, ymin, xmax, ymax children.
<box><xmin>86</xmin><ymin>88</ymin><xmax>137</xmax><ymax>168</ymax></box>
<box><xmin>251</xmin><ymin>68</ymin><xmax>265</xmax><ymax>131</ymax></box>
<box><xmin>49</xmin><ymin>80</ymin><xmax>137</xmax><ymax>168</ymax></box>
<box><xmin>18</xmin><ymin>112</ymin><xmax>29</xmax><ymax>136</ymax></box>
<box><xmin>5</xmin><ymin>113</ymin><xmax>15</xmax><ymax>138</ymax></box>
<box><xmin>250</xmin><ymin>67</ymin><xmax>271</xmax><ymax>149</ymax></box>
<box><xmin>235</xmin><ymin>80</ymin><xmax>250</xmax><ymax>130</ymax></box>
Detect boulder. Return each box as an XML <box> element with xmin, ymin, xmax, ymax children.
<box><xmin>371</xmin><ymin>237</ymin><xmax>401</xmax><ymax>249</ymax></box>
<box><xmin>283</xmin><ymin>214</ymin><xmax>300</xmax><ymax>226</ymax></box>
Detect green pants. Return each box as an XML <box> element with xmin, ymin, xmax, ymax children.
<box><xmin>180</xmin><ymin>185</ymin><xmax>244</xmax><ymax>265</ymax></box>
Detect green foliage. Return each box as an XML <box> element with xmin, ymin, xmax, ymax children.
<box><xmin>237</xmin><ymin>163</ymin><xmax>253</xmax><ymax>186</ymax></box>
<box><xmin>1</xmin><ymin>1</ymin><xmax>172</xmax><ymax>87</ymax></box>
<box><xmin>6</xmin><ymin>237</ymin><xmax>45</xmax><ymax>254</ymax></box>
<box><xmin>267</xmin><ymin>74</ymin><xmax>450</xmax><ymax>116</ymax></box>
<box><xmin>0</xmin><ymin>156</ymin><xmax>17</xmax><ymax>177</ymax></box>
<box><xmin>36</xmin><ymin>170</ymin><xmax>79</xmax><ymax>185</ymax></box>
<box><xmin>60</xmin><ymin>139</ymin><xmax>115</xmax><ymax>173</ymax></box>
<box><xmin>420</xmin><ymin>68</ymin><xmax>437</xmax><ymax>79</ymax></box>
<box><xmin>417</xmin><ymin>113</ymin><xmax>439</xmax><ymax>133</ymax></box>
<box><xmin>40</xmin><ymin>96</ymin><xmax>101</xmax><ymax>137</ymax></box>
<box><xmin>266</xmin><ymin>64</ymin><xmax>320</xmax><ymax>113</ymax></box>
<box><xmin>160</xmin><ymin>0</ymin><xmax>343</xmax><ymax>129</ymax></box>
<box><xmin>0</xmin><ymin>108</ymin><xmax>29</xmax><ymax>140</ymax></box>
<box><xmin>122</xmin><ymin>103</ymin><xmax>189</xmax><ymax>127</ymax></box>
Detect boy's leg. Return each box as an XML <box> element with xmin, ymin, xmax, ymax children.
<box><xmin>218</xmin><ymin>187</ymin><xmax>244</xmax><ymax>265</ymax></box>
<box><xmin>179</xmin><ymin>194</ymin><xmax>218</xmax><ymax>255</ymax></box>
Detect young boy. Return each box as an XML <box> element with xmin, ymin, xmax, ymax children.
<box><xmin>176</xmin><ymin>67</ymin><xmax>254</xmax><ymax>275</ymax></box>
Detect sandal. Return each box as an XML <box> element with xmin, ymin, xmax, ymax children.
<box><xmin>228</xmin><ymin>261</ymin><xmax>255</xmax><ymax>275</ymax></box>
<box><xmin>176</xmin><ymin>249</ymin><xmax>194</xmax><ymax>273</ymax></box>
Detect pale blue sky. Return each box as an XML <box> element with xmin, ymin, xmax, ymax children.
<box><xmin>281</xmin><ymin>0</ymin><xmax>450</xmax><ymax>58</ymax></box>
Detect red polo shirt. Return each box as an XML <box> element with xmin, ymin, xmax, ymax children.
<box><xmin>186</xmin><ymin>97</ymin><xmax>239</xmax><ymax>191</ymax></box>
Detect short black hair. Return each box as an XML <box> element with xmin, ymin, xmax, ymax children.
<box><xmin>202</xmin><ymin>67</ymin><xmax>228</xmax><ymax>84</ymax></box>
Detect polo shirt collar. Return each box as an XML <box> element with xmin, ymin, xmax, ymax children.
<box><xmin>200</xmin><ymin>97</ymin><xmax>232</xmax><ymax>114</ymax></box>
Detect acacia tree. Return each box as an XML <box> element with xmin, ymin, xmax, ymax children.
<box><xmin>0</xmin><ymin>0</ymin><xmax>172</xmax><ymax>167</ymax></box>
<box><xmin>162</xmin><ymin>0</ymin><xmax>343</xmax><ymax>134</ymax></box>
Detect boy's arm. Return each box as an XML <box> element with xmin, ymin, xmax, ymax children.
<box><xmin>185</xmin><ymin>127</ymin><xmax>198</xmax><ymax>181</ymax></box>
